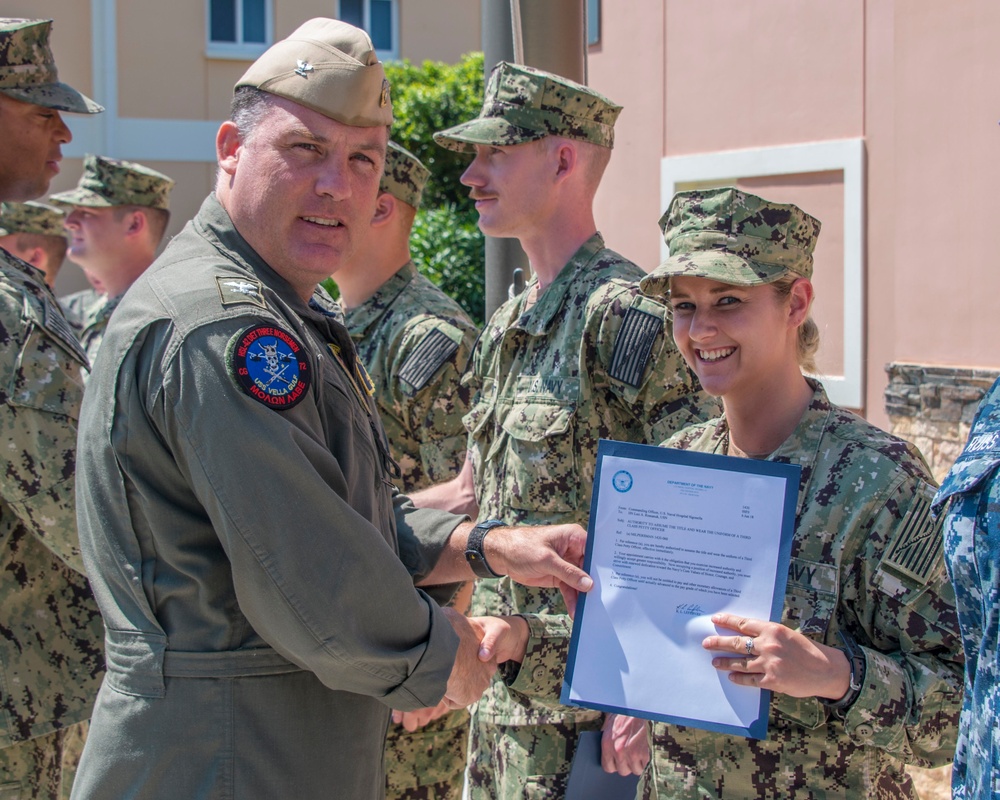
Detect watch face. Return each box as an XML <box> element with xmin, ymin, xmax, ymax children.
<box><xmin>612</xmin><ymin>469</ymin><xmax>633</xmax><ymax>493</ymax></box>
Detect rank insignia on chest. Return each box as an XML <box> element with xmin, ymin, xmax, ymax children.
<box><xmin>217</xmin><ymin>276</ymin><xmax>267</xmax><ymax>309</ymax></box>
<box><xmin>228</xmin><ymin>324</ymin><xmax>310</xmax><ymax>409</ymax></box>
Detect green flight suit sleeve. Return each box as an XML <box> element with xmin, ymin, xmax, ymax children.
<box><xmin>146</xmin><ymin>317</ymin><xmax>461</xmax><ymax>711</ymax></box>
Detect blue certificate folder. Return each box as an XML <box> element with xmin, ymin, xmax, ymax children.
<box><xmin>561</xmin><ymin>439</ymin><xmax>801</xmax><ymax>741</ymax></box>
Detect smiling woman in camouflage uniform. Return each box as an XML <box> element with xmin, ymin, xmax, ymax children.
<box><xmin>630</xmin><ymin>187</ymin><xmax>964</xmax><ymax>799</ymax></box>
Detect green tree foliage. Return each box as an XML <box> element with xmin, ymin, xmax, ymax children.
<box><xmin>409</xmin><ymin>204</ymin><xmax>485</xmax><ymax>326</ymax></box>
<box><xmin>384</xmin><ymin>53</ymin><xmax>485</xmax><ymax>208</ymax></box>
<box><xmin>382</xmin><ymin>52</ymin><xmax>487</xmax><ymax>324</ymax></box>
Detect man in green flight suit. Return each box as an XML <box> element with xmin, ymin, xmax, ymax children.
<box><xmin>0</xmin><ymin>17</ymin><xmax>105</xmax><ymax>800</ymax></box>
<box><xmin>335</xmin><ymin>140</ymin><xmax>478</xmax><ymax>800</ymax></box>
<box><xmin>71</xmin><ymin>19</ymin><xmax>594</xmax><ymax>800</ymax></box>
<box><xmin>429</xmin><ymin>61</ymin><xmax>718</xmax><ymax>798</ymax></box>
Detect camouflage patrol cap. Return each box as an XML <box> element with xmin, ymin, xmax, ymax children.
<box><xmin>0</xmin><ymin>19</ymin><xmax>102</xmax><ymax>113</ymax></box>
<box><xmin>380</xmin><ymin>141</ymin><xmax>429</xmax><ymax>209</ymax></box>
<box><xmin>49</xmin><ymin>155</ymin><xmax>174</xmax><ymax>210</ymax></box>
<box><xmin>433</xmin><ymin>61</ymin><xmax>621</xmax><ymax>152</ymax></box>
<box><xmin>236</xmin><ymin>18</ymin><xmax>392</xmax><ymax>127</ymax></box>
<box><xmin>640</xmin><ymin>187</ymin><xmax>822</xmax><ymax>297</ymax></box>
<box><xmin>0</xmin><ymin>201</ymin><xmax>66</xmax><ymax>238</ymax></box>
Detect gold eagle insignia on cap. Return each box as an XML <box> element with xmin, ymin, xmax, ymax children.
<box><xmin>380</xmin><ymin>78</ymin><xmax>390</xmax><ymax>107</ymax></box>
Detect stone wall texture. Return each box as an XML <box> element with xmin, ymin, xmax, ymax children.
<box><xmin>885</xmin><ymin>363</ymin><xmax>1000</xmax><ymax>483</ymax></box>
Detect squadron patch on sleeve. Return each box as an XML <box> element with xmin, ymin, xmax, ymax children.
<box><xmin>608</xmin><ymin>306</ymin><xmax>661</xmax><ymax>387</ymax></box>
<box><xmin>217</xmin><ymin>277</ymin><xmax>267</xmax><ymax>309</ymax></box>
<box><xmin>228</xmin><ymin>324</ymin><xmax>310</xmax><ymax>409</ymax></box>
<box><xmin>398</xmin><ymin>328</ymin><xmax>459</xmax><ymax>391</ymax></box>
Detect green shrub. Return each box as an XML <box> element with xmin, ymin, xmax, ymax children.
<box><xmin>410</xmin><ymin>204</ymin><xmax>485</xmax><ymax>326</ymax></box>
<box><xmin>324</xmin><ymin>54</ymin><xmax>488</xmax><ymax>324</ymax></box>
<box><xmin>384</xmin><ymin>53</ymin><xmax>484</xmax><ymax>209</ymax></box>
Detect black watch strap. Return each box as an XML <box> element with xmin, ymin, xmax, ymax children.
<box><xmin>465</xmin><ymin>519</ymin><xmax>506</xmax><ymax>579</ymax></box>
<box><xmin>822</xmin><ymin>631</ymin><xmax>866</xmax><ymax>716</ymax></box>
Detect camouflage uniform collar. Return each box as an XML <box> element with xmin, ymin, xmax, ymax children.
<box><xmin>342</xmin><ymin>260</ymin><xmax>418</xmax><ymax>335</ymax></box>
<box><xmin>512</xmin><ymin>233</ymin><xmax>605</xmax><ymax>336</ymax></box>
<box><xmin>195</xmin><ymin>193</ymin><xmax>312</xmax><ymax>318</ymax></box>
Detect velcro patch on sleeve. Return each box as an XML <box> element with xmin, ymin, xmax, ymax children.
<box><xmin>883</xmin><ymin>495</ymin><xmax>942</xmax><ymax>583</ymax></box>
<box><xmin>227</xmin><ymin>324</ymin><xmax>310</xmax><ymax>410</ymax></box>
<box><xmin>399</xmin><ymin>328</ymin><xmax>459</xmax><ymax>391</ymax></box>
<box><xmin>608</xmin><ymin>306</ymin><xmax>661</xmax><ymax>387</ymax></box>
<box><xmin>38</xmin><ymin>296</ymin><xmax>89</xmax><ymax>366</ymax></box>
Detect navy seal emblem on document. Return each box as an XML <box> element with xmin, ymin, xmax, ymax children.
<box><xmin>228</xmin><ymin>324</ymin><xmax>310</xmax><ymax>409</ymax></box>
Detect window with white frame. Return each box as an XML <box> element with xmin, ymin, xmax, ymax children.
<box><xmin>207</xmin><ymin>0</ymin><xmax>272</xmax><ymax>59</ymax></box>
<box><xmin>338</xmin><ymin>0</ymin><xmax>398</xmax><ymax>60</ymax></box>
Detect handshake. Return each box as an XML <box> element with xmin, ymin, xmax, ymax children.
<box><xmin>420</xmin><ymin>521</ymin><xmax>593</xmax><ymax>713</ymax></box>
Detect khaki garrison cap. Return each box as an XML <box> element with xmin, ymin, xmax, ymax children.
<box><xmin>0</xmin><ymin>201</ymin><xmax>66</xmax><ymax>237</ymax></box>
<box><xmin>434</xmin><ymin>61</ymin><xmax>621</xmax><ymax>153</ymax></box>
<box><xmin>0</xmin><ymin>18</ymin><xmax>102</xmax><ymax>113</ymax></box>
<box><xmin>380</xmin><ymin>141</ymin><xmax>430</xmax><ymax>210</ymax></box>
<box><xmin>236</xmin><ymin>18</ymin><xmax>392</xmax><ymax>127</ymax></box>
<box><xmin>640</xmin><ymin>187</ymin><xmax>822</xmax><ymax>297</ymax></box>
<box><xmin>49</xmin><ymin>155</ymin><xmax>174</xmax><ymax>210</ymax></box>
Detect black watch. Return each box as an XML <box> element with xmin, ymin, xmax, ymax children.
<box><xmin>465</xmin><ymin>519</ymin><xmax>506</xmax><ymax>579</ymax></box>
<box><xmin>822</xmin><ymin>631</ymin><xmax>866</xmax><ymax>716</ymax></box>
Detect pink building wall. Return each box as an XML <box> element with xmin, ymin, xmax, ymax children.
<box><xmin>589</xmin><ymin>0</ymin><xmax>1000</xmax><ymax>428</ymax></box>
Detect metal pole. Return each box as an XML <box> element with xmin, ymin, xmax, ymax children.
<box><xmin>480</xmin><ymin>0</ymin><xmax>528</xmax><ymax>320</ymax></box>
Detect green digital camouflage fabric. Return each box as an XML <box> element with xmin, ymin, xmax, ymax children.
<box><xmin>641</xmin><ymin>380</ymin><xmax>963</xmax><ymax>800</ymax></box>
<box><xmin>0</xmin><ymin>19</ymin><xmax>102</xmax><ymax>113</ymax></box>
<box><xmin>59</xmin><ymin>288</ymin><xmax>118</xmax><ymax>378</ymax></box>
<box><xmin>0</xmin><ymin>201</ymin><xmax>66</xmax><ymax>237</ymax></box>
<box><xmin>434</xmin><ymin>61</ymin><xmax>621</xmax><ymax>153</ymax></box>
<box><xmin>931</xmin><ymin>375</ymin><xmax>1000</xmax><ymax>800</ymax></box>
<box><xmin>463</xmin><ymin>233</ymin><xmax>718</xmax><ymax>796</ymax></box>
<box><xmin>0</xmin><ymin>720</ymin><xmax>87</xmax><ymax>800</ymax></box>
<box><xmin>49</xmin><ymin>155</ymin><xmax>173</xmax><ymax>210</ymax></box>
<box><xmin>344</xmin><ymin>260</ymin><xmax>477</xmax><ymax>800</ymax></box>
<box><xmin>640</xmin><ymin>187</ymin><xmax>822</xmax><ymax>297</ymax></box>
<box><xmin>345</xmin><ymin>262</ymin><xmax>477</xmax><ymax>492</ymax></box>
<box><xmin>381</xmin><ymin>142</ymin><xmax>430</xmax><ymax>210</ymax></box>
<box><xmin>383</xmin><ymin>710</ymin><xmax>470</xmax><ymax>800</ymax></box>
<box><xmin>0</xmin><ymin>251</ymin><xmax>104</xmax><ymax>755</ymax></box>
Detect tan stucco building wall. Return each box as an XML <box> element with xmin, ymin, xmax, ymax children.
<box><xmin>1</xmin><ymin>0</ymin><xmax>480</xmax><ymax>297</ymax></box>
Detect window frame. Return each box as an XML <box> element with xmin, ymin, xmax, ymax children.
<box><xmin>337</xmin><ymin>0</ymin><xmax>400</xmax><ymax>61</ymax></box>
<box><xmin>205</xmin><ymin>0</ymin><xmax>274</xmax><ymax>61</ymax></box>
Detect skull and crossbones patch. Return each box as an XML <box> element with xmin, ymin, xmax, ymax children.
<box><xmin>228</xmin><ymin>324</ymin><xmax>310</xmax><ymax>409</ymax></box>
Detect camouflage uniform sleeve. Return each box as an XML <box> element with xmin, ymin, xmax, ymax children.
<box><xmin>840</xmin><ymin>477</ymin><xmax>964</xmax><ymax>766</ymax></box>
<box><xmin>389</xmin><ymin>316</ymin><xmax>477</xmax><ymax>484</ymax></box>
<box><xmin>504</xmin><ymin>613</ymin><xmax>573</xmax><ymax>706</ymax></box>
<box><xmin>593</xmin><ymin>288</ymin><xmax>719</xmax><ymax>444</ymax></box>
<box><xmin>0</xmin><ymin>290</ymin><xmax>86</xmax><ymax>573</ymax></box>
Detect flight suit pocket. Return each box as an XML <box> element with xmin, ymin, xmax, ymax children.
<box><xmin>500</xmin><ymin>399</ymin><xmax>577</xmax><ymax>514</ymax></box>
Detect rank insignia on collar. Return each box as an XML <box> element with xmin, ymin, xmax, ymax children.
<box><xmin>228</xmin><ymin>324</ymin><xmax>310</xmax><ymax>409</ymax></box>
<box><xmin>217</xmin><ymin>276</ymin><xmax>267</xmax><ymax>309</ymax></box>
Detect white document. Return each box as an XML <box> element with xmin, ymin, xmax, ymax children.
<box><xmin>561</xmin><ymin>440</ymin><xmax>800</xmax><ymax>739</ymax></box>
